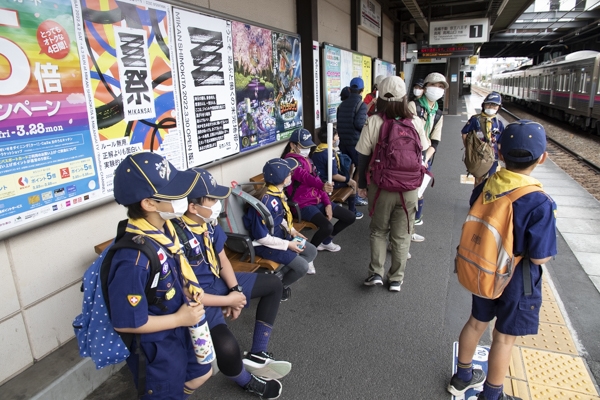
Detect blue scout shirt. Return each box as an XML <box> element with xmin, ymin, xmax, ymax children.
<box><xmin>461</xmin><ymin>114</ymin><xmax>504</xmax><ymax>140</ymax></box>
<box><xmin>108</xmin><ymin>235</ymin><xmax>187</xmax><ymax>343</ymax></box>
<box><xmin>243</xmin><ymin>192</ymin><xmax>297</xmax><ymax>265</ymax></box>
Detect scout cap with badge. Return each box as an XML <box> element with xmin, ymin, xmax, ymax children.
<box><xmin>289</xmin><ymin>128</ymin><xmax>316</xmax><ymax>148</ymax></box>
<box><xmin>263</xmin><ymin>158</ymin><xmax>299</xmax><ymax>185</ymax></box>
<box><xmin>188</xmin><ymin>167</ymin><xmax>232</xmax><ymax>199</ymax></box>
<box><xmin>499</xmin><ymin>120</ymin><xmax>546</xmax><ymax>163</ymax></box>
<box><xmin>113</xmin><ymin>151</ymin><xmax>199</xmax><ymax>205</ymax></box>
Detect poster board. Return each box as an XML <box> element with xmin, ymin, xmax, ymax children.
<box><xmin>373</xmin><ymin>59</ymin><xmax>396</xmax><ymax>79</ymax></box>
<box><xmin>0</xmin><ymin>0</ymin><xmax>303</xmax><ymax>239</ymax></box>
<box><xmin>322</xmin><ymin>43</ymin><xmax>372</xmax><ymax>123</ymax></box>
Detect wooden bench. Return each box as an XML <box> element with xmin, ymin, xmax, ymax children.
<box><xmin>94</xmin><ymin>237</ymin><xmax>262</xmax><ymax>273</ymax></box>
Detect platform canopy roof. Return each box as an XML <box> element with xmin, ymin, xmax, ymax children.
<box><xmin>380</xmin><ymin>0</ymin><xmax>600</xmax><ymax>58</ymax></box>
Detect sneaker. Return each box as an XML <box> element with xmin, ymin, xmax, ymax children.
<box><xmin>389</xmin><ymin>281</ymin><xmax>402</xmax><ymax>292</ymax></box>
<box><xmin>414</xmin><ymin>218</ymin><xmax>423</xmax><ymax>226</ymax></box>
<box><xmin>281</xmin><ymin>286</ymin><xmax>291</xmax><ymax>302</ymax></box>
<box><xmin>307</xmin><ymin>261</ymin><xmax>316</xmax><ymax>275</ymax></box>
<box><xmin>477</xmin><ymin>392</ymin><xmax>522</xmax><ymax>400</ymax></box>
<box><xmin>411</xmin><ymin>233</ymin><xmax>425</xmax><ymax>242</ymax></box>
<box><xmin>355</xmin><ymin>196</ymin><xmax>368</xmax><ymax>206</ymax></box>
<box><xmin>407</xmin><ymin>252</ymin><xmax>411</xmax><ymax>259</ymax></box>
<box><xmin>447</xmin><ymin>368</ymin><xmax>486</xmax><ymax>396</ymax></box>
<box><xmin>244</xmin><ymin>374</ymin><xmax>282</xmax><ymax>399</ymax></box>
<box><xmin>317</xmin><ymin>242</ymin><xmax>341</xmax><ymax>252</ymax></box>
<box><xmin>354</xmin><ymin>211</ymin><xmax>364</xmax><ymax>220</ymax></box>
<box><xmin>243</xmin><ymin>352</ymin><xmax>292</xmax><ymax>380</ymax></box>
<box><xmin>364</xmin><ymin>273</ymin><xmax>383</xmax><ymax>286</ymax></box>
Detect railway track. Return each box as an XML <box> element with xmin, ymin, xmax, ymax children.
<box><xmin>470</xmin><ymin>86</ymin><xmax>600</xmax><ymax>201</ymax></box>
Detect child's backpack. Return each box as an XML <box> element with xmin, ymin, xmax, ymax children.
<box><xmin>455</xmin><ymin>185</ymin><xmax>543</xmax><ymax>299</ymax></box>
<box><xmin>73</xmin><ymin>220</ymin><xmax>163</xmax><ymax>370</ymax></box>
<box><xmin>463</xmin><ymin>116</ymin><xmax>496</xmax><ymax>178</ymax></box>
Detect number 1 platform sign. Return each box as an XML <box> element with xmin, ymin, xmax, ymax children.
<box><xmin>0</xmin><ymin>0</ymin><xmax>100</xmax><ymax>236</ymax></box>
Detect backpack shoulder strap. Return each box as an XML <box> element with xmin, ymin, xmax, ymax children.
<box><xmin>354</xmin><ymin>98</ymin><xmax>363</xmax><ymax>114</ymax></box>
<box><xmin>415</xmin><ymin>102</ymin><xmax>424</xmax><ymax>119</ymax></box>
<box><xmin>505</xmin><ymin>185</ymin><xmax>543</xmax><ymax>202</ymax></box>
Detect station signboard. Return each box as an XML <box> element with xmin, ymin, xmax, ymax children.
<box><xmin>429</xmin><ymin>18</ymin><xmax>489</xmax><ymax>45</ymax></box>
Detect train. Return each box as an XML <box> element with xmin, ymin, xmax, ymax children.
<box><xmin>491</xmin><ymin>50</ymin><xmax>600</xmax><ymax>134</ymax></box>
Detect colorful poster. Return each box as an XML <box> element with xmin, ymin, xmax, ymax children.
<box><xmin>323</xmin><ymin>44</ymin><xmax>341</xmax><ymax>123</ymax></box>
<box><xmin>73</xmin><ymin>0</ymin><xmax>185</xmax><ymax>193</ymax></box>
<box><xmin>362</xmin><ymin>55</ymin><xmax>372</xmax><ymax>100</ymax></box>
<box><xmin>172</xmin><ymin>9</ymin><xmax>238</xmax><ymax>167</ymax></box>
<box><xmin>272</xmin><ymin>31</ymin><xmax>303</xmax><ymax>140</ymax></box>
<box><xmin>313</xmin><ymin>41</ymin><xmax>321</xmax><ymax>129</ymax></box>
<box><xmin>232</xmin><ymin>22</ymin><xmax>274</xmax><ymax>152</ymax></box>
<box><xmin>374</xmin><ymin>59</ymin><xmax>396</xmax><ymax>78</ymax></box>
<box><xmin>0</xmin><ymin>1</ymin><xmax>99</xmax><ymax>234</ymax></box>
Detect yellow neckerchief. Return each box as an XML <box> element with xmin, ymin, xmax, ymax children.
<box><xmin>314</xmin><ymin>143</ymin><xmax>341</xmax><ymax>170</ymax></box>
<box><xmin>266</xmin><ymin>184</ymin><xmax>294</xmax><ymax>234</ymax></box>
<box><xmin>478</xmin><ymin>113</ymin><xmax>494</xmax><ymax>142</ymax></box>
<box><xmin>180</xmin><ymin>215</ymin><xmax>219</xmax><ymax>278</ymax></box>
<box><xmin>482</xmin><ymin>168</ymin><xmax>542</xmax><ymax>204</ymax></box>
<box><xmin>126</xmin><ymin>218</ymin><xmax>204</xmax><ymax>300</ymax></box>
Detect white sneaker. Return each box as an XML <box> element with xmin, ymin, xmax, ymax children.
<box><xmin>317</xmin><ymin>242</ymin><xmax>341</xmax><ymax>252</ymax></box>
<box><xmin>411</xmin><ymin>233</ymin><xmax>425</xmax><ymax>242</ymax></box>
<box><xmin>307</xmin><ymin>261</ymin><xmax>316</xmax><ymax>275</ymax></box>
<box><xmin>407</xmin><ymin>252</ymin><xmax>411</xmax><ymax>259</ymax></box>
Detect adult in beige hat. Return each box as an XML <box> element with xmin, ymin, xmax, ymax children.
<box><xmin>355</xmin><ymin>76</ymin><xmax>425</xmax><ymax>292</ymax></box>
<box><xmin>408</xmin><ymin>71</ymin><xmax>448</xmax><ymax>234</ymax></box>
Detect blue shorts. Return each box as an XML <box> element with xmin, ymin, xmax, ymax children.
<box><xmin>203</xmin><ymin>272</ymin><xmax>257</xmax><ymax>328</ymax></box>
<box><xmin>300</xmin><ymin>202</ymin><xmax>338</xmax><ymax>221</ymax></box>
<box><xmin>471</xmin><ymin>264</ymin><xmax>543</xmax><ymax>336</ymax></box>
<box><xmin>127</xmin><ymin>327</ymin><xmax>211</xmax><ymax>399</ymax></box>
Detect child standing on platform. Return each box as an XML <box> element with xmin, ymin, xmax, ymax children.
<box><xmin>109</xmin><ymin>152</ymin><xmax>211</xmax><ymax>399</ymax></box>
<box><xmin>176</xmin><ymin>168</ymin><xmax>288</xmax><ymax>399</ymax></box>
<box><xmin>447</xmin><ymin>121</ymin><xmax>557</xmax><ymax>400</ymax></box>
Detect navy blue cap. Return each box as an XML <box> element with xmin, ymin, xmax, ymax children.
<box><xmin>263</xmin><ymin>158</ymin><xmax>298</xmax><ymax>185</ymax></box>
<box><xmin>188</xmin><ymin>168</ymin><xmax>231</xmax><ymax>199</ymax></box>
<box><xmin>413</xmin><ymin>78</ymin><xmax>425</xmax><ymax>88</ymax></box>
<box><xmin>483</xmin><ymin>92</ymin><xmax>502</xmax><ymax>105</ymax></box>
<box><xmin>113</xmin><ymin>152</ymin><xmax>199</xmax><ymax>205</ymax></box>
<box><xmin>340</xmin><ymin>86</ymin><xmax>350</xmax><ymax>100</ymax></box>
<box><xmin>289</xmin><ymin>128</ymin><xmax>316</xmax><ymax>148</ymax></box>
<box><xmin>350</xmin><ymin>77</ymin><xmax>364</xmax><ymax>90</ymax></box>
<box><xmin>499</xmin><ymin>120</ymin><xmax>546</xmax><ymax>163</ymax></box>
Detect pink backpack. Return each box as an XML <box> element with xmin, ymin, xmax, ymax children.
<box><xmin>368</xmin><ymin>115</ymin><xmax>433</xmax><ymax>230</ymax></box>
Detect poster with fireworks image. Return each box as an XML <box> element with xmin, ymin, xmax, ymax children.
<box><xmin>272</xmin><ymin>32</ymin><xmax>303</xmax><ymax>139</ymax></box>
<box><xmin>232</xmin><ymin>22</ymin><xmax>275</xmax><ymax>152</ymax></box>
<box><xmin>72</xmin><ymin>0</ymin><xmax>186</xmax><ymax>192</ymax></box>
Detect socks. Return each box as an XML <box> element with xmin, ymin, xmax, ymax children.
<box><xmin>230</xmin><ymin>369</ymin><xmax>252</xmax><ymax>388</ymax></box>
<box><xmin>456</xmin><ymin>361</ymin><xmax>473</xmax><ymax>382</ymax></box>
<box><xmin>415</xmin><ymin>198</ymin><xmax>424</xmax><ymax>220</ymax></box>
<box><xmin>347</xmin><ymin>195</ymin><xmax>356</xmax><ymax>212</ymax></box>
<box><xmin>482</xmin><ymin>381</ymin><xmax>503</xmax><ymax>400</ymax></box>
<box><xmin>183</xmin><ymin>385</ymin><xmax>195</xmax><ymax>399</ymax></box>
<box><xmin>250</xmin><ymin>320</ymin><xmax>273</xmax><ymax>354</ymax></box>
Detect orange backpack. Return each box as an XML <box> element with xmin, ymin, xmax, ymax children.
<box><xmin>455</xmin><ymin>185</ymin><xmax>543</xmax><ymax>299</ymax></box>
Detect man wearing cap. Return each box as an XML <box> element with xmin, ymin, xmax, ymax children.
<box><xmin>355</xmin><ymin>76</ymin><xmax>426</xmax><ymax>292</ymax></box>
<box><xmin>447</xmin><ymin>121</ymin><xmax>557</xmax><ymax>400</ymax></box>
<box><xmin>109</xmin><ymin>151</ymin><xmax>211</xmax><ymax>399</ymax></box>
<box><xmin>177</xmin><ymin>168</ymin><xmax>288</xmax><ymax>399</ymax></box>
<box><xmin>364</xmin><ymin>74</ymin><xmax>386</xmax><ymax>116</ymax></box>
<box><xmin>461</xmin><ymin>92</ymin><xmax>505</xmax><ymax>186</ymax></box>
<box><xmin>336</xmin><ymin>77</ymin><xmax>369</xmax><ymax>206</ymax></box>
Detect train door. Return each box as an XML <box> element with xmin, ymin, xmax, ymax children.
<box><xmin>569</xmin><ymin>71</ymin><xmax>577</xmax><ymax>109</ymax></box>
<box><xmin>550</xmin><ymin>73</ymin><xmax>556</xmax><ymax>104</ymax></box>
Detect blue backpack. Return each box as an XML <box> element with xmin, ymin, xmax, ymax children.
<box><xmin>73</xmin><ymin>220</ymin><xmax>163</xmax><ymax>394</ymax></box>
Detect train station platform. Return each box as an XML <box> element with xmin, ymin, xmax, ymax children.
<box><xmin>2</xmin><ymin>94</ymin><xmax>599</xmax><ymax>399</ymax></box>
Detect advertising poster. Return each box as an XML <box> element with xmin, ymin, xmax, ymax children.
<box><xmin>232</xmin><ymin>22</ymin><xmax>275</xmax><ymax>152</ymax></box>
<box><xmin>172</xmin><ymin>9</ymin><xmax>238</xmax><ymax>167</ymax></box>
<box><xmin>0</xmin><ymin>0</ymin><xmax>99</xmax><ymax>234</ymax></box>
<box><xmin>73</xmin><ymin>0</ymin><xmax>185</xmax><ymax>193</ymax></box>
<box><xmin>312</xmin><ymin>41</ymin><xmax>321</xmax><ymax>129</ymax></box>
<box><xmin>374</xmin><ymin>59</ymin><xmax>396</xmax><ymax>78</ymax></box>
<box><xmin>323</xmin><ymin>44</ymin><xmax>341</xmax><ymax>123</ymax></box>
<box><xmin>272</xmin><ymin>32</ymin><xmax>303</xmax><ymax>140</ymax></box>
<box><xmin>362</xmin><ymin>55</ymin><xmax>372</xmax><ymax>99</ymax></box>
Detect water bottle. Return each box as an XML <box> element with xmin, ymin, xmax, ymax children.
<box><xmin>189</xmin><ymin>314</ymin><xmax>215</xmax><ymax>364</ymax></box>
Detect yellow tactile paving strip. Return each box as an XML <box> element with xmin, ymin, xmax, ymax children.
<box><xmin>504</xmin><ymin>277</ymin><xmax>600</xmax><ymax>399</ymax></box>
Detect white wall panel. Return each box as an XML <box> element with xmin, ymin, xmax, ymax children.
<box><xmin>318</xmin><ymin>0</ymin><xmax>351</xmax><ymax>49</ymax></box>
<box><xmin>0</xmin><ymin>241</ymin><xmax>20</xmax><ymax>319</ymax></box>
<box><xmin>0</xmin><ymin>314</ymin><xmax>33</xmax><ymax>384</ymax></box>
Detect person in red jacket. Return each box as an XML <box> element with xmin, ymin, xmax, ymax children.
<box><xmin>363</xmin><ymin>75</ymin><xmax>386</xmax><ymax>116</ymax></box>
<box><xmin>280</xmin><ymin>128</ymin><xmax>356</xmax><ymax>252</ymax></box>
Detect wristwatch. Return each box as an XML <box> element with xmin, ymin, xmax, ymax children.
<box><xmin>229</xmin><ymin>285</ymin><xmax>243</xmax><ymax>293</ymax></box>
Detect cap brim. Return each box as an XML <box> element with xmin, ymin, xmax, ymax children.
<box><xmin>153</xmin><ymin>170</ymin><xmax>200</xmax><ymax>200</ymax></box>
<box><xmin>298</xmin><ymin>140</ymin><xmax>316</xmax><ymax>148</ymax></box>
<box><xmin>206</xmin><ymin>185</ymin><xmax>232</xmax><ymax>199</ymax></box>
<box><xmin>284</xmin><ymin>157</ymin><xmax>299</xmax><ymax>171</ymax></box>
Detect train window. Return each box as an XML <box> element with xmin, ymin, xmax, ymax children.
<box><xmin>581</xmin><ymin>73</ymin><xmax>587</xmax><ymax>93</ymax></box>
<box><xmin>558</xmin><ymin>75</ymin><xmax>563</xmax><ymax>91</ymax></box>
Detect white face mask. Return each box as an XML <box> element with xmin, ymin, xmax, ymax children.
<box><xmin>196</xmin><ymin>201</ymin><xmax>222</xmax><ymax>224</ymax></box>
<box><xmin>425</xmin><ymin>87</ymin><xmax>445</xmax><ymax>102</ymax></box>
<box><xmin>484</xmin><ymin>108</ymin><xmax>497</xmax><ymax>116</ymax></box>
<box><xmin>333</xmin><ymin>139</ymin><xmax>340</xmax><ymax>148</ymax></box>
<box><xmin>299</xmin><ymin>147</ymin><xmax>311</xmax><ymax>157</ymax></box>
<box><xmin>157</xmin><ymin>197</ymin><xmax>188</xmax><ymax>220</ymax></box>
<box><xmin>413</xmin><ymin>89</ymin><xmax>423</xmax><ymax>97</ymax></box>
<box><xmin>283</xmin><ymin>177</ymin><xmax>292</xmax><ymax>187</ymax></box>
